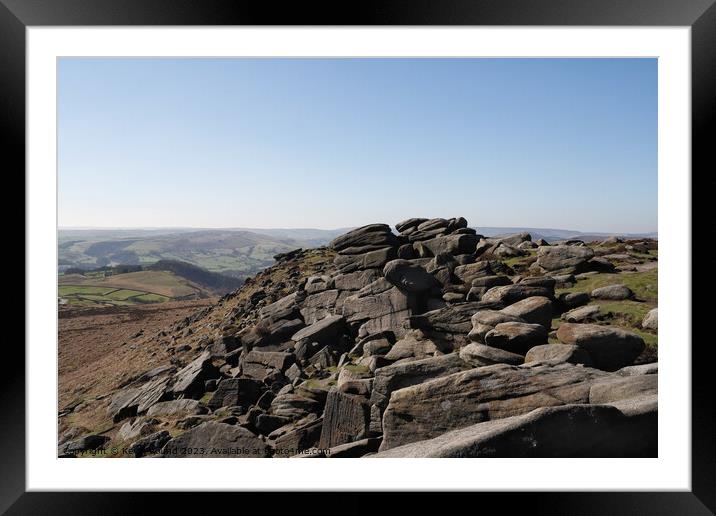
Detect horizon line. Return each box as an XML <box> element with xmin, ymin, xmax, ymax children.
<box><xmin>57</xmin><ymin>225</ymin><xmax>658</xmax><ymax>235</ymax></box>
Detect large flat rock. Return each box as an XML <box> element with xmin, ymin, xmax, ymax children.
<box><xmin>373</xmin><ymin>400</ymin><xmax>656</xmax><ymax>457</ymax></box>
<box><xmin>369</xmin><ymin>353</ymin><xmax>469</xmax><ymax>433</ymax></box>
<box><xmin>380</xmin><ymin>362</ymin><xmax>609</xmax><ymax>450</ymax></box>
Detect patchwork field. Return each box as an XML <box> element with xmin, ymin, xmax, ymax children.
<box><xmin>58</xmin><ymin>270</ymin><xmax>206</xmax><ymax>307</ymax></box>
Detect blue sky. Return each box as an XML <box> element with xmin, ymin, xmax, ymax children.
<box><xmin>58</xmin><ymin>58</ymin><xmax>657</xmax><ymax>233</ymax></box>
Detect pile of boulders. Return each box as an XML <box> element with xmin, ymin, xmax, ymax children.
<box><xmin>59</xmin><ymin>218</ymin><xmax>658</xmax><ymax>459</ymax></box>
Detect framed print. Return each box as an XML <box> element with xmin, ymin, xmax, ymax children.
<box><xmin>5</xmin><ymin>0</ymin><xmax>715</xmax><ymax>512</ymax></box>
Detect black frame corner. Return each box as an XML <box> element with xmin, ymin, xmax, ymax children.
<box><xmin>6</xmin><ymin>0</ymin><xmax>715</xmax><ymax>513</ymax></box>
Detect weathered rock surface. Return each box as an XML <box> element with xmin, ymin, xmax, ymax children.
<box><xmin>561</xmin><ymin>304</ymin><xmax>601</xmax><ymax>323</ymax></box>
<box><xmin>319</xmin><ymin>389</ymin><xmax>371</xmax><ymax>448</ymax></box>
<box><xmin>617</xmin><ymin>363</ymin><xmax>658</xmax><ymax>376</ymax></box>
<box><xmin>380</xmin><ymin>362</ymin><xmax>608</xmax><ymax>450</ymax></box>
<box><xmin>300</xmin><ymin>289</ymin><xmax>341</xmax><ymax>325</ymax></box>
<box><xmin>333</xmin><ymin>269</ymin><xmax>383</xmax><ymax>291</ymax></box>
<box><xmin>536</xmin><ymin>245</ymin><xmax>594</xmax><ymax>272</ymax></box>
<box><xmin>395</xmin><ymin>218</ymin><xmax>427</xmax><ymax>233</ymax></box>
<box><xmin>418</xmin><ymin>234</ymin><xmax>479</xmax><ymax>257</ymax></box>
<box><xmin>642</xmin><ymin>308</ymin><xmax>658</xmax><ymax>330</ymax></box>
<box><xmin>500</xmin><ymin>296</ymin><xmax>552</xmax><ymax>329</ymax></box>
<box><xmin>325</xmin><ymin>437</ymin><xmax>382</xmax><ymax>458</ymax></box>
<box><xmin>459</xmin><ymin>343</ymin><xmax>523</xmax><ymax>366</ymax></box>
<box><xmin>342</xmin><ymin>280</ymin><xmax>413</xmax><ymax>338</ymax></box>
<box><xmin>305</xmin><ymin>275</ymin><xmax>334</xmax><ymax>294</ymax></box>
<box><xmin>147</xmin><ymin>399</ymin><xmax>208</xmax><ymax>418</ymax></box>
<box><xmin>291</xmin><ymin>315</ymin><xmax>346</xmax><ymax>346</ymax></box>
<box><xmin>169</xmin><ymin>352</ymin><xmax>219</xmax><ymax>399</ymax></box>
<box><xmin>161</xmin><ymin>421</ymin><xmax>271</xmax><ymax>457</ymax></box>
<box><xmin>329</xmin><ymin>224</ymin><xmax>399</xmax><ymax>255</ymax></box>
<box><xmin>410</xmin><ymin>302</ymin><xmax>499</xmax><ymax>336</ymax></box>
<box><xmin>383</xmin><ymin>259</ymin><xmax>440</xmax><ymax>294</ymax></box>
<box><xmin>258</xmin><ymin>292</ymin><xmax>305</xmax><ymax>321</ymax></box>
<box><xmin>467</xmin><ymin>310</ymin><xmax>524</xmax><ymax>343</ymax></box>
<box><xmin>369</xmin><ymin>354</ymin><xmax>469</xmax><ymax>433</ymax></box>
<box><xmin>453</xmin><ymin>261</ymin><xmax>493</xmax><ymax>285</ymax></box>
<box><xmin>242</xmin><ymin>350</ymin><xmax>295</xmax><ymax>376</ymax></box>
<box><xmin>591</xmin><ymin>284</ymin><xmax>634</xmax><ymax>300</ymax></box>
<box><xmin>524</xmin><ymin>344</ymin><xmax>593</xmax><ymax>366</ymax></box>
<box><xmin>272</xmin><ymin>416</ymin><xmax>323</xmax><ymax>456</ymax></box>
<box><xmin>107</xmin><ymin>376</ymin><xmax>171</xmax><ymax>422</ymax></box>
<box><xmin>117</xmin><ymin>418</ymin><xmax>158</xmax><ymax>442</ymax></box>
<box><xmin>481</xmin><ymin>285</ymin><xmax>552</xmax><ymax>305</ymax></box>
<box><xmin>384</xmin><ymin>331</ymin><xmax>438</xmax><ymax>361</ymax></box>
<box><xmin>484</xmin><ymin>322</ymin><xmax>548</xmax><ymax>355</ymax></box>
<box><xmin>208</xmin><ymin>378</ymin><xmax>264</xmax><ymax>410</ymax></box>
<box><xmin>60</xmin><ymin>435</ymin><xmax>110</xmax><ymax>455</ymax></box>
<box><xmin>270</xmin><ymin>393</ymin><xmax>323</xmax><ymax>420</ymax></box>
<box><xmin>373</xmin><ymin>402</ymin><xmax>656</xmax><ymax>458</ymax></box>
<box><xmin>556</xmin><ymin>323</ymin><xmax>645</xmax><ymax>371</ymax></box>
<box><xmin>559</xmin><ymin>291</ymin><xmax>590</xmax><ymax>309</ymax></box>
<box><xmin>128</xmin><ymin>430</ymin><xmax>171</xmax><ymax>457</ymax></box>
<box><xmin>589</xmin><ymin>374</ymin><xmax>658</xmax><ymax>404</ymax></box>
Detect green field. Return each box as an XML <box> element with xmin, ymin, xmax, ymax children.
<box><xmin>554</xmin><ymin>268</ymin><xmax>658</xmax><ymax>350</ymax></box>
<box><xmin>59</xmin><ymin>285</ymin><xmax>170</xmax><ymax>307</ymax></box>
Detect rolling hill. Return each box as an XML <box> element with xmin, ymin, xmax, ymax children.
<box><xmin>58</xmin><ymin>260</ymin><xmax>244</xmax><ymax>307</ymax></box>
<box><xmin>58</xmin><ymin>229</ymin><xmax>316</xmax><ymax>279</ymax></box>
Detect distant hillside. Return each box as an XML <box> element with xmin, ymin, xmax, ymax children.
<box><xmin>58</xmin><ymin>228</ymin><xmax>316</xmax><ymax>279</ymax></box>
<box><xmin>145</xmin><ymin>260</ymin><xmax>242</xmax><ymax>293</ymax></box>
<box><xmin>232</xmin><ymin>227</ymin><xmax>351</xmax><ymax>247</ymax></box>
<box><xmin>472</xmin><ymin>227</ymin><xmax>657</xmax><ymax>243</ymax></box>
<box><xmin>58</xmin><ymin>260</ymin><xmax>243</xmax><ymax>307</ymax></box>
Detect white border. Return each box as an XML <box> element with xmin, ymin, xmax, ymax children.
<box><xmin>28</xmin><ymin>27</ymin><xmax>691</xmax><ymax>491</ymax></box>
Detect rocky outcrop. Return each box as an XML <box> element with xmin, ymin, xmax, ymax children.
<box><xmin>330</xmin><ymin>224</ymin><xmax>399</xmax><ymax>255</ymax></box>
<box><xmin>67</xmin><ymin>218</ymin><xmax>657</xmax><ymax>459</ymax></box>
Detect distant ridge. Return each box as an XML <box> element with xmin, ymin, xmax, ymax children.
<box><xmin>472</xmin><ymin>227</ymin><xmax>658</xmax><ymax>243</ymax></box>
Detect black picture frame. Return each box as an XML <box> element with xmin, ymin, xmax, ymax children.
<box><xmin>4</xmin><ymin>0</ymin><xmax>714</xmax><ymax>513</ymax></box>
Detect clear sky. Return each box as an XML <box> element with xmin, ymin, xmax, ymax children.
<box><xmin>58</xmin><ymin>58</ymin><xmax>657</xmax><ymax>233</ymax></box>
